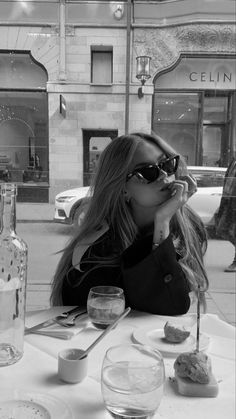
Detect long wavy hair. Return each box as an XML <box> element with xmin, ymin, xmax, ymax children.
<box><xmin>51</xmin><ymin>132</ymin><xmax>208</xmax><ymax>307</ymax></box>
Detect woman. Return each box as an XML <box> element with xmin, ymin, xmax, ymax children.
<box><xmin>216</xmin><ymin>156</ymin><xmax>236</xmax><ymax>272</ymax></box>
<box><xmin>51</xmin><ymin>132</ymin><xmax>208</xmax><ymax>315</ymax></box>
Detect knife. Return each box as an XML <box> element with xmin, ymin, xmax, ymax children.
<box><xmin>25</xmin><ymin>307</ymin><xmax>86</xmax><ymax>335</ymax></box>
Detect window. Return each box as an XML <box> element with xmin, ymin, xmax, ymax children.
<box><xmin>0</xmin><ymin>52</ymin><xmax>48</xmax><ymax>202</ymax></box>
<box><xmin>153</xmin><ymin>93</ymin><xmax>200</xmax><ymax>165</ymax></box>
<box><xmin>153</xmin><ymin>91</ymin><xmax>234</xmax><ymax>167</ymax></box>
<box><xmin>91</xmin><ymin>47</ymin><xmax>113</xmax><ymax>84</ymax></box>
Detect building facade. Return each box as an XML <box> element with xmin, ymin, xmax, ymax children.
<box><xmin>0</xmin><ymin>0</ymin><xmax>235</xmax><ymax>202</ymax></box>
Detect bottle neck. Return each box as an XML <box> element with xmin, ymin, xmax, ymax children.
<box><xmin>0</xmin><ymin>184</ymin><xmax>17</xmax><ymax>234</ymax></box>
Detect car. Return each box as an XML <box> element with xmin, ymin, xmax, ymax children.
<box><xmin>54</xmin><ymin>186</ymin><xmax>90</xmax><ymax>226</ymax></box>
<box><xmin>187</xmin><ymin>166</ymin><xmax>226</xmax><ymax>226</ymax></box>
<box><xmin>54</xmin><ymin>166</ymin><xmax>227</xmax><ymax>227</ymax></box>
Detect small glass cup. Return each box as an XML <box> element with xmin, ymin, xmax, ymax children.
<box><xmin>87</xmin><ymin>286</ymin><xmax>125</xmax><ymax>329</ymax></box>
<box><xmin>101</xmin><ymin>344</ymin><xmax>165</xmax><ymax>419</ymax></box>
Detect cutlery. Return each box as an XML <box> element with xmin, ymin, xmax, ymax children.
<box><xmin>56</xmin><ymin>306</ymin><xmax>85</xmax><ymax>319</ymax></box>
<box><xmin>54</xmin><ymin>311</ymin><xmax>87</xmax><ymax>328</ymax></box>
<box><xmin>25</xmin><ymin>307</ymin><xmax>87</xmax><ymax>334</ymax></box>
<box><xmin>77</xmin><ymin>307</ymin><xmax>131</xmax><ymax>360</ymax></box>
<box><xmin>25</xmin><ymin>319</ymin><xmax>59</xmax><ymax>334</ymax></box>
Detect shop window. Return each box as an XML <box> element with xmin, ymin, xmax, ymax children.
<box><xmin>91</xmin><ymin>46</ymin><xmax>113</xmax><ymax>84</ymax></box>
<box><xmin>0</xmin><ymin>91</ymin><xmax>48</xmax><ymax>188</ymax></box>
<box><xmin>203</xmin><ymin>95</ymin><xmax>228</xmax><ymax>124</ymax></box>
<box><xmin>0</xmin><ymin>51</ymin><xmax>48</xmax><ymax>202</ymax></box>
<box><xmin>153</xmin><ymin>93</ymin><xmax>200</xmax><ymax>165</ymax></box>
<box><xmin>153</xmin><ymin>91</ymin><xmax>233</xmax><ymax>167</ymax></box>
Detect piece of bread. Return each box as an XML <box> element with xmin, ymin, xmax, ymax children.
<box><xmin>173</xmin><ymin>350</ymin><xmax>219</xmax><ymax>397</ymax></box>
<box><xmin>164</xmin><ymin>321</ymin><xmax>190</xmax><ymax>343</ymax></box>
<box><xmin>174</xmin><ymin>351</ymin><xmax>211</xmax><ymax>383</ymax></box>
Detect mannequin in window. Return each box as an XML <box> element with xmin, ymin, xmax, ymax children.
<box><xmin>34</xmin><ymin>154</ymin><xmax>43</xmax><ymax>180</ymax></box>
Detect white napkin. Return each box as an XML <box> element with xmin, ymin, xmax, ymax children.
<box><xmin>32</xmin><ymin>313</ymin><xmax>89</xmax><ymax>339</ymax></box>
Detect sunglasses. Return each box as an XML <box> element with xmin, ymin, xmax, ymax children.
<box><xmin>126</xmin><ymin>155</ymin><xmax>180</xmax><ymax>184</ymax></box>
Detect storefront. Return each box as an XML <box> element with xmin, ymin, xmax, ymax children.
<box><xmin>0</xmin><ymin>1</ymin><xmax>235</xmax><ymax>203</ymax></box>
<box><xmin>153</xmin><ymin>55</ymin><xmax>236</xmax><ymax>167</ymax></box>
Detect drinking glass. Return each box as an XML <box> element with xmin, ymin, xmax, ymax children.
<box><xmin>101</xmin><ymin>344</ymin><xmax>165</xmax><ymax>419</ymax></box>
<box><xmin>87</xmin><ymin>286</ymin><xmax>125</xmax><ymax>329</ymax></box>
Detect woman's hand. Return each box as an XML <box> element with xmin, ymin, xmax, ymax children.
<box><xmin>179</xmin><ymin>174</ymin><xmax>198</xmax><ymax>198</ymax></box>
<box><xmin>152</xmin><ymin>175</ymin><xmax>197</xmax><ymax>244</ymax></box>
<box><xmin>154</xmin><ymin>180</ymin><xmax>188</xmax><ymax>222</ymax></box>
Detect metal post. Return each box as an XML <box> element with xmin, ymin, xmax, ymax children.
<box><xmin>125</xmin><ymin>0</ymin><xmax>132</xmax><ymax>134</ymax></box>
<box><xmin>59</xmin><ymin>0</ymin><xmax>66</xmax><ymax>80</ymax></box>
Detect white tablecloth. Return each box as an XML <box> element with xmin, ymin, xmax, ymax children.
<box><xmin>1</xmin><ymin>309</ymin><xmax>235</xmax><ymax>419</ymax></box>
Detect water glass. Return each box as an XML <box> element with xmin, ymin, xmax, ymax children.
<box><xmin>87</xmin><ymin>286</ymin><xmax>125</xmax><ymax>329</ymax></box>
<box><xmin>101</xmin><ymin>344</ymin><xmax>165</xmax><ymax>419</ymax></box>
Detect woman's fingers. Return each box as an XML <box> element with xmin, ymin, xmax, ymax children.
<box><xmin>155</xmin><ymin>181</ymin><xmax>188</xmax><ymax>222</ymax></box>
<box><xmin>179</xmin><ymin>174</ymin><xmax>198</xmax><ymax>197</ymax></box>
<box><xmin>168</xmin><ymin>180</ymin><xmax>189</xmax><ymax>204</ymax></box>
<box><xmin>154</xmin><ymin>176</ymin><xmax>197</xmax><ymax>223</ymax></box>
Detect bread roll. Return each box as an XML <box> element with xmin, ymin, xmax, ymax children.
<box><xmin>164</xmin><ymin>321</ymin><xmax>190</xmax><ymax>343</ymax></box>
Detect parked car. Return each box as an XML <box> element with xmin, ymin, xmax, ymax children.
<box><xmin>54</xmin><ymin>166</ymin><xmax>226</xmax><ymax>227</ymax></box>
<box><xmin>187</xmin><ymin>166</ymin><xmax>226</xmax><ymax>226</ymax></box>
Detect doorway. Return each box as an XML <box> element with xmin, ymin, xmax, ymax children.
<box><xmin>82</xmin><ymin>129</ymin><xmax>118</xmax><ymax>185</ymax></box>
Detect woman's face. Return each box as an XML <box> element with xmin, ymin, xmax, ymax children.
<box><xmin>125</xmin><ymin>141</ymin><xmax>175</xmax><ymax>225</ymax></box>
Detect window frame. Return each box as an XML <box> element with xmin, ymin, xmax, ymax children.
<box><xmin>90</xmin><ymin>45</ymin><xmax>113</xmax><ymax>85</ymax></box>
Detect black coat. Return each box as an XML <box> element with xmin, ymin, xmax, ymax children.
<box><xmin>62</xmin><ymin>231</ymin><xmax>191</xmax><ymax>315</ymax></box>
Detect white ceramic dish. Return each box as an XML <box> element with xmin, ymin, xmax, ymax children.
<box><xmin>132</xmin><ymin>327</ymin><xmax>210</xmax><ymax>356</ymax></box>
<box><xmin>0</xmin><ymin>390</ymin><xmax>72</xmax><ymax>419</ymax></box>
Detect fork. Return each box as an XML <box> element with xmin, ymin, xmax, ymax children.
<box><xmin>54</xmin><ymin>310</ymin><xmax>87</xmax><ymax>328</ymax></box>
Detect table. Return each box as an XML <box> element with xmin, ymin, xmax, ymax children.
<box><xmin>1</xmin><ymin>308</ymin><xmax>235</xmax><ymax>419</ymax></box>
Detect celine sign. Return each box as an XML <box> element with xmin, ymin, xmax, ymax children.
<box><xmin>155</xmin><ymin>57</ymin><xmax>236</xmax><ymax>90</ymax></box>
<box><xmin>189</xmin><ymin>71</ymin><xmax>232</xmax><ymax>83</ymax></box>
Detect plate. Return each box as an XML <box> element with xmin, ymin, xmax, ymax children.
<box><xmin>132</xmin><ymin>327</ymin><xmax>210</xmax><ymax>356</ymax></box>
<box><xmin>0</xmin><ymin>390</ymin><xmax>72</xmax><ymax>419</ymax></box>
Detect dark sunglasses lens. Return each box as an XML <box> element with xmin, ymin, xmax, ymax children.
<box><xmin>161</xmin><ymin>157</ymin><xmax>178</xmax><ymax>175</ymax></box>
<box><xmin>139</xmin><ymin>166</ymin><xmax>159</xmax><ymax>182</ymax></box>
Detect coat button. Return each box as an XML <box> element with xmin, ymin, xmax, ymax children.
<box><xmin>164</xmin><ymin>274</ymin><xmax>173</xmax><ymax>283</ymax></box>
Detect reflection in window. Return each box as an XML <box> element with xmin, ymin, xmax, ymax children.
<box><xmin>0</xmin><ymin>91</ymin><xmax>48</xmax><ymax>186</ymax></box>
<box><xmin>153</xmin><ymin>93</ymin><xmax>200</xmax><ymax>165</ymax></box>
<box><xmin>203</xmin><ymin>96</ymin><xmax>228</xmax><ymax>123</ymax></box>
<box><xmin>153</xmin><ymin>91</ymin><xmax>234</xmax><ymax>168</ymax></box>
<box><xmin>0</xmin><ymin>51</ymin><xmax>48</xmax><ymax>202</ymax></box>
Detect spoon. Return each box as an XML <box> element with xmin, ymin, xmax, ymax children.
<box><xmin>196</xmin><ymin>284</ymin><xmax>201</xmax><ymax>352</ymax></box>
<box><xmin>78</xmin><ymin>307</ymin><xmax>131</xmax><ymax>360</ymax></box>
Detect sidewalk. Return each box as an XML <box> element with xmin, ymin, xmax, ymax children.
<box><xmin>18</xmin><ymin>203</ymin><xmax>235</xmax><ymax>326</ymax></box>
<box><xmin>17</xmin><ymin>202</ymin><xmax>55</xmax><ymax>222</ymax></box>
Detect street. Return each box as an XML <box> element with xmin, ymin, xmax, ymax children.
<box><xmin>17</xmin><ymin>223</ymin><xmax>235</xmax><ymax>325</ymax></box>
<box><xmin>18</xmin><ymin>222</ymin><xmax>73</xmax><ymax>286</ymax></box>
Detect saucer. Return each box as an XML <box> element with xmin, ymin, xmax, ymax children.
<box><xmin>0</xmin><ymin>390</ymin><xmax>72</xmax><ymax>419</ymax></box>
<box><xmin>132</xmin><ymin>327</ymin><xmax>210</xmax><ymax>356</ymax></box>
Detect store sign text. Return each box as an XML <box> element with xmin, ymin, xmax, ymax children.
<box><xmin>189</xmin><ymin>72</ymin><xmax>232</xmax><ymax>83</ymax></box>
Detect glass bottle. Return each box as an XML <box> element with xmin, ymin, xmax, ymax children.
<box><xmin>0</xmin><ymin>183</ymin><xmax>28</xmax><ymax>366</ymax></box>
